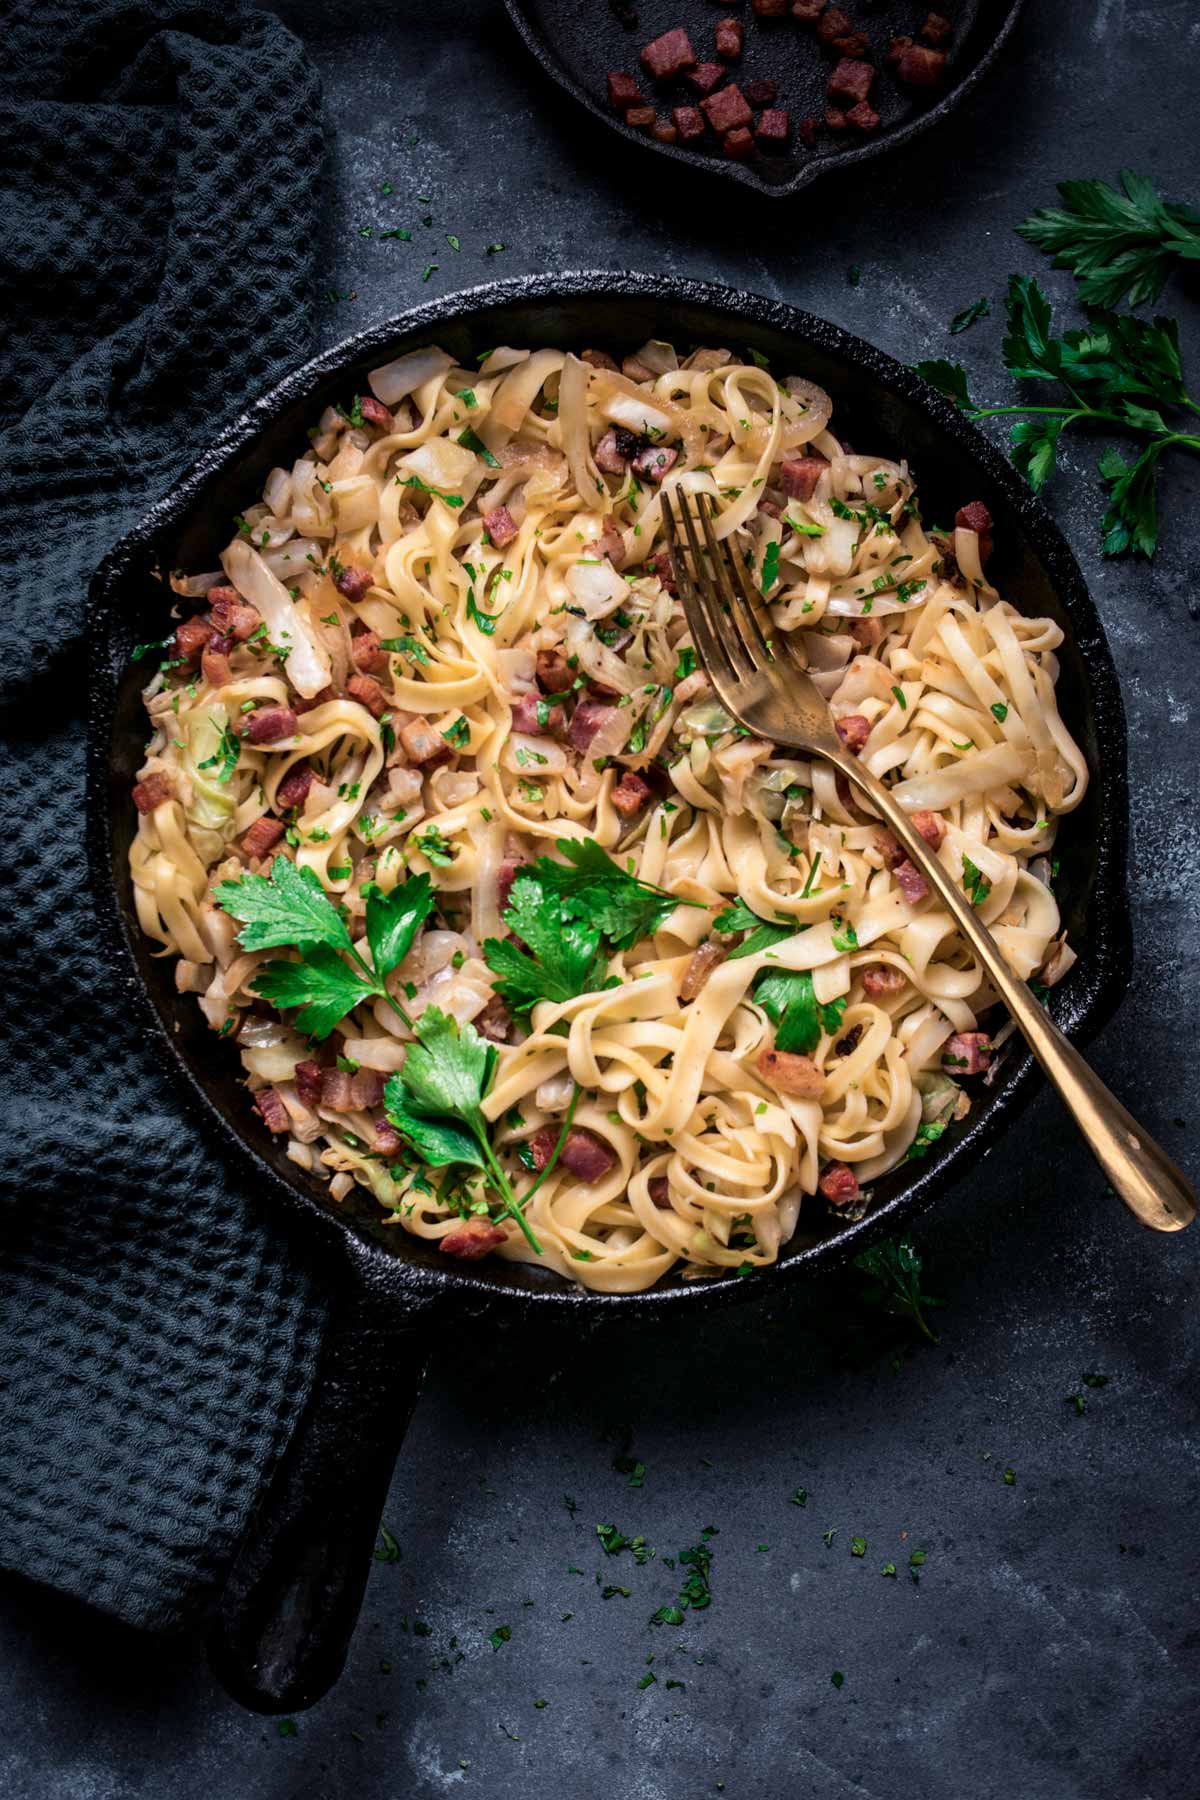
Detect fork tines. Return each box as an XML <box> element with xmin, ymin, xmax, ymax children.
<box><xmin>660</xmin><ymin>489</ymin><xmax>776</xmax><ymax>680</ymax></box>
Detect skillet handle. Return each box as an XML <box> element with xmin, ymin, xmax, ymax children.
<box><xmin>206</xmin><ymin>1259</ymin><xmax>443</xmax><ymax>1713</ymax></box>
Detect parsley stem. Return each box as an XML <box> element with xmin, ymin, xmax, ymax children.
<box><xmin>514</xmin><ymin>1086</ymin><xmax>582</xmax><ymax>1213</ymax></box>
<box><xmin>345</xmin><ymin>942</ymin><xmax>414</xmax><ymax>1030</ymax></box>
<box><xmin>479</xmin><ymin>1139</ymin><xmax>543</xmax><ymax>1256</ymax></box>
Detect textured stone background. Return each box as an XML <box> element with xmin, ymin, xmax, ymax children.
<box><xmin>2</xmin><ymin>1</ymin><xmax>1198</xmax><ymax>1796</ymax></box>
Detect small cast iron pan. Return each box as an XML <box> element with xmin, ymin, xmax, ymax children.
<box><xmin>86</xmin><ymin>272</ymin><xmax>1130</xmax><ymax>1714</ymax></box>
<box><xmin>504</xmin><ymin>0</ymin><xmax>1024</xmax><ymax>197</ymax></box>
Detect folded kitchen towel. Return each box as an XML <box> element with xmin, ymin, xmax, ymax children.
<box><xmin>0</xmin><ymin>0</ymin><xmax>333</xmax><ymax>1629</ymax></box>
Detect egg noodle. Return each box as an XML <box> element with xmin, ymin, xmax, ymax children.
<box><xmin>129</xmin><ymin>336</ymin><xmax>1086</xmax><ymax>1292</ymax></box>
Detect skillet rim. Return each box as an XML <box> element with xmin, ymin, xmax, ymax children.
<box><xmin>85</xmin><ymin>269</ymin><xmax>1132</xmax><ymax>1320</ymax></box>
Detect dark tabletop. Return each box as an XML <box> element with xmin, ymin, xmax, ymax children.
<box><xmin>3</xmin><ymin>2</ymin><xmax>1198</xmax><ymax>1796</ymax></box>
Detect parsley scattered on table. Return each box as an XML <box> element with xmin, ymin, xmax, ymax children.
<box><xmin>217</xmin><ymin>859</ymin><xmax>434</xmax><ymax>1036</ymax></box>
<box><xmin>949</xmin><ymin>297</ymin><xmax>991</xmax><ymax>335</ymax></box>
<box><xmin>850</xmin><ymin>1535</ymin><xmax>866</xmax><ymax>1557</ymax></box>
<box><xmin>791</xmin><ymin>1487</ymin><xmax>808</xmax><ymax>1507</ymax></box>
<box><xmin>831</xmin><ymin>1670</ymin><xmax>845</xmax><ymax>1689</ymax></box>
<box><xmin>490</xmin><ymin>1625</ymin><xmax>511</xmax><ymax>1651</ymax></box>
<box><xmin>853</xmin><ymin>1237</ymin><xmax>943</xmax><ymax>1344</ymax></box>
<box><xmin>1016</xmin><ymin>169</ymin><xmax>1200</xmax><ymax>309</ymax></box>
<box><xmin>1003</xmin><ymin>1467</ymin><xmax>1016</xmax><ymax>1486</ymax></box>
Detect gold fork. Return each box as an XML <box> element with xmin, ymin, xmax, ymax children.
<box><xmin>660</xmin><ymin>490</ymin><xmax>1194</xmax><ymax>1233</ymax></box>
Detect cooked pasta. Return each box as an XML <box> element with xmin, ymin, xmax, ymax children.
<box><xmin>128</xmin><ymin>336</ymin><xmax>1086</xmax><ymax>1292</ymax></box>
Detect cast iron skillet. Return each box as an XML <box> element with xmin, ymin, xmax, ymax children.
<box><xmin>86</xmin><ymin>272</ymin><xmax>1130</xmax><ymax>1713</ymax></box>
<box><xmin>504</xmin><ymin>0</ymin><xmax>1024</xmax><ymax>198</ymax></box>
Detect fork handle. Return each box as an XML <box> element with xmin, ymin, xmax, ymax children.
<box><xmin>847</xmin><ymin>759</ymin><xmax>1194</xmax><ymax>1234</ymax></box>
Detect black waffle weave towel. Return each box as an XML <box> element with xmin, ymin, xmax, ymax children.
<box><xmin>0</xmin><ymin>0</ymin><xmax>332</xmax><ymax>1630</ymax></box>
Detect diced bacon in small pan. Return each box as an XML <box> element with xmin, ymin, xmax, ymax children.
<box><xmin>702</xmin><ymin>83</ymin><xmax>752</xmax><ymax>133</ymax></box>
<box><xmin>346</xmin><ymin>674</ymin><xmax>389</xmax><ymax>720</ymax></box>
<box><xmin>174</xmin><ymin>615</ymin><xmax>215</xmax><ymax>662</ymax></box>
<box><xmin>798</xmin><ymin>115</ymin><xmax>820</xmax><ymax>146</ymax></box>
<box><xmin>640</xmin><ymin>28</ymin><xmax>696</xmax><ymax>80</ymax></box>
<box><xmin>441</xmin><ymin>1219</ymin><xmax>508</xmax><ymax>1259</ymax></box>
<box><xmin>894</xmin><ymin>44</ymin><xmax>947</xmax><ymax>87</ymax></box>
<box><xmin>863</xmin><ymin>965</ymin><xmax>906</xmax><ymax>997</ymax></box>
<box><xmin>921</xmin><ymin>11</ymin><xmax>952</xmax><ymax>45</ymax></box>
<box><xmin>847</xmin><ymin>101</ymin><xmax>880</xmax><ymax>133</ymax></box>
<box><xmin>536</xmin><ymin>646</ymin><xmax>573</xmax><ymax>694</ymax></box>
<box><xmin>334</xmin><ymin>564</ymin><xmax>373</xmax><ymax>602</ymax></box>
<box><xmin>686</xmin><ymin>62</ymin><xmax>726</xmax><ymax>97</ymax></box>
<box><xmin>780</xmin><ymin>454</ymin><xmax>828</xmax><ymax>499</ymax></box>
<box><xmin>626</xmin><ymin>106</ymin><xmax>655</xmax><ymax>131</ymax></box>
<box><xmin>815</xmin><ymin>6</ymin><xmax>854</xmax><ymax>43</ymax></box>
<box><xmin>132</xmin><ymin>772</ymin><xmax>173</xmax><ymax>813</ymax></box>
<box><xmin>895</xmin><ymin>860</ymin><xmax>930</xmax><ymax>904</ymax></box>
<box><xmin>653</xmin><ymin>119</ymin><xmax>679</xmax><ymax>144</ymax></box>
<box><xmin>758</xmin><ymin>1047</ymin><xmax>825</xmax><ymax>1098</ymax></box>
<box><xmin>242</xmin><ymin>706</ymin><xmax>298</xmax><ymax>744</ymax></box>
<box><xmin>511</xmin><ymin>694</ymin><xmax>567</xmax><ymax>736</ymax></box>
<box><xmin>672</xmin><ymin>105</ymin><xmax>707</xmax><ymax>141</ymax></box>
<box><xmin>825</xmin><ymin>106</ymin><xmax>847</xmax><ymax>130</ymax></box>
<box><xmin>755</xmin><ymin>109</ymin><xmax>791</xmax><ymax>144</ymax></box>
<box><xmin>253</xmin><ymin>1087</ymin><xmax>290</xmax><ymax>1133</ymax></box>
<box><xmin>531</xmin><ymin>1126</ymin><xmax>616</xmax><ymax>1181</ymax></box>
<box><xmin>885</xmin><ymin>35</ymin><xmax>913</xmax><ymax>68</ymax></box>
<box><xmin>607</xmin><ymin>71</ymin><xmax>643</xmax><ymax>110</ymax></box>
<box><xmin>828</xmin><ymin>57</ymin><xmax>873</xmax><ymax>102</ymax></box>
<box><xmin>679</xmin><ymin>940</ymin><xmax>726</xmax><ymax>1000</ymax></box>
<box><xmin>484</xmin><ymin>505</ymin><xmax>518</xmax><ymax>549</ymax></box>
<box><xmin>818</xmin><ymin>1161</ymin><xmax>860</xmax><ymax>1204</ymax></box>
<box><xmin>831</xmin><ymin>30</ymin><xmax>869</xmax><ymax>57</ymax></box>
<box><xmin>569</xmin><ymin>699</ymin><xmax>620</xmax><ymax>754</ymax></box>
<box><xmin>399</xmin><ymin>717</ymin><xmax>452</xmax><ymax>765</ymax></box>
<box><xmin>294</xmin><ymin>1060</ymin><xmax>324</xmax><ymax>1108</ymax></box>
<box><xmin>942</xmin><ymin>1032</ymin><xmax>992</xmax><ymax>1074</ymax></box>
<box><xmin>241</xmin><ymin>816</ymin><xmax>285</xmax><ymax>860</ymax></box>
<box><xmin>208</xmin><ymin>587</ymin><xmax>260</xmax><ymax>640</ymax></box>
<box><xmin>912</xmin><ymin>809</ymin><xmax>945</xmax><ymax>849</ymax></box>
<box><xmin>752</xmin><ymin>0</ymin><xmax>788</xmax><ymax>14</ymax></box>
<box><xmin>351</xmin><ymin>628</ymin><xmax>388</xmax><ymax>673</ymax></box>
<box><xmin>632</xmin><ymin>443</ymin><xmax>678</xmax><ymax>481</ymax></box>
<box><xmin>275</xmin><ymin>762</ymin><xmax>313</xmax><ymax>809</ymax></box>
<box><xmin>611</xmin><ymin>771</ymin><xmax>653</xmax><ymax>817</ymax></box>
<box><xmin>476</xmin><ymin>995</ymin><xmax>513</xmax><ymax>1043</ymax></box>
<box><xmin>835</xmin><ymin>713</ymin><xmax>871</xmax><ymax>752</ymax></box>
<box><xmin>358</xmin><ymin>395</ymin><xmax>395</xmax><ymax>432</ymax></box>
<box><xmin>792</xmin><ymin>0</ymin><xmax>828</xmax><ymax>19</ymax></box>
<box><xmin>744</xmin><ymin>77</ymin><xmax>777</xmax><ymax>105</ymax></box>
<box><xmin>715</xmin><ymin>17</ymin><xmax>742</xmax><ymax>58</ymax></box>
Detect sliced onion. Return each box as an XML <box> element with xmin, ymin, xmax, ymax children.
<box><xmin>602</xmin><ymin>390</ymin><xmax>672</xmax><ymax>437</ymax></box>
<box><xmin>535</xmin><ymin>1072</ymin><xmax>576</xmax><ymax>1112</ymax></box>
<box><xmin>221</xmin><ymin>539</ymin><xmax>332</xmax><ymax>698</ymax></box>
<box><xmin>478</xmin><ymin>346</ymin><xmax>530</xmax><ymax>376</ymax></box>
<box><xmin>633</xmin><ymin>339</ymin><xmax>678</xmax><ymax>375</ymax></box>
<box><xmin>496</xmin><ymin>647</ymin><xmax>536</xmax><ymax>694</ymax></box>
<box><xmin>368</xmin><ymin>345</ymin><xmax>453</xmax><ymax>405</ymax></box>
<box><xmin>565</xmin><ymin>555</ymin><xmax>629</xmax><ymax>619</ymax></box>
<box><xmin>171</xmin><ymin>569</ymin><xmax>223</xmax><ymax>598</ymax></box>
<box><xmin>492</xmin><ymin>348</ymin><xmax>566</xmax><ymax>432</ymax></box>
<box><xmin>565</xmin><ymin>614</ymin><xmax>641</xmax><ymax>695</ymax></box>
<box><xmin>679</xmin><ymin>697</ymin><xmax>736</xmax><ymax>737</ymax></box>
<box><xmin>783</xmin><ymin>377</ymin><xmax>833</xmax><ymax>444</ymax></box>
<box><xmin>502</xmin><ymin>732</ymin><xmax>569</xmax><ymax>775</ymax></box>
<box><xmin>558</xmin><ymin>351</ymin><xmax>603</xmax><ymax>507</ymax></box>
<box><xmin>831</xmin><ymin>655</ymin><xmax>896</xmax><ymax>708</ymax></box>
<box><xmin>802</xmin><ymin>630</ymin><xmax>856</xmax><ymax>671</ymax></box>
<box><xmin>263</xmin><ymin>466</ymin><xmax>293</xmax><ymax>516</ymax></box>
<box><xmin>399</xmin><ymin>436</ymin><xmax>476</xmax><ymax>491</ymax></box>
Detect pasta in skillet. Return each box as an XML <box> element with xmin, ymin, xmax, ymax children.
<box><xmin>129</xmin><ymin>336</ymin><xmax>1085</xmax><ymax>1292</ymax></box>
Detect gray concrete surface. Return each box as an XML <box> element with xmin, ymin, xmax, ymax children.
<box><xmin>2</xmin><ymin>1</ymin><xmax>1198</xmax><ymax>1796</ymax></box>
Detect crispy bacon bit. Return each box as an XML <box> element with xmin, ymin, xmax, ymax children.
<box><xmin>346</xmin><ymin>674</ymin><xmax>389</xmax><ymax>720</ymax></box>
<box><xmin>849</xmin><ymin>616</ymin><xmax>886</xmax><ymax>648</ymax></box>
<box><xmin>818</xmin><ymin>1160</ymin><xmax>860</xmax><ymax>1204</ymax></box>
<box><xmin>441</xmin><ymin>1218</ymin><xmax>508</xmax><ymax>1260</ymax></box>
<box><xmin>174</xmin><ymin>615</ymin><xmax>215</xmax><ymax>662</ymax></box>
<box><xmin>679</xmin><ymin>940</ymin><xmax>726</xmax><ymax>1000</ymax></box>
<box><xmin>885</xmin><ymin>34</ymin><xmax>913</xmax><ymax>67</ymax></box>
<box><xmin>399</xmin><ymin>717</ymin><xmax>452</xmax><ymax>765</ymax></box>
<box><xmin>607</xmin><ymin>71</ymin><xmax>643</xmax><ymax>110</ymax></box>
<box><xmin>894</xmin><ymin>44</ymin><xmax>947</xmax><ymax>87</ymax></box>
<box><xmin>531</xmin><ymin>1126</ymin><xmax>616</xmax><ymax>1182</ymax></box>
<box><xmin>846</xmin><ymin>100</ymin><xmax>881</xmax><ymax>133</ymax></box>
<box><xmin>921</xmin><ymin>11</ymin><xmax>952</xmax><ymax>45</ymax></box>
<box><xmin>595</xmin><ymin>429</ymin><xmax>629</xmax><ymax>474</ymax></box>
<box><xmin>832</xmin><ymin>30</ymin><xmax>869</xmax><ymax>57</ymax></box>
<box><xmin>484</xmin><ymin>505</ymin><xmax>518</xmax><ymax>549</ymax></box>
<box><xmin>702</xmin><ymin>83</ymin><xmax>752</xmax><ymax>133</ymax></box>
<box><xmin>632</xmin><ymin>443</ymin><xmax>678</xmax><ymax>481</ymax></box>
<box><xmin>895</xmin><ymin>859</ymin><xmax>930</xmax><ymax>904</ymax></box>
<box><xmin>294</xmin><ymin>686</ymin><xmax>335</xmax><ymax>714</ymax></box>
<box><xmin>587</xmin><ymin>522</ymin><xmax>626</xmax><ymax>566</ymax></box>
<box><xmin>372</xmin><ymin>1120</ymin><xmax>402</xmax><ymax>1157</ymax></box>
<box><xmin>132</xmin><ymin>772</ymin><xmax>173</xmax><ymax>813</ymax></box>
<box><xmin>825</xmin><ymin>106</ymin><xmax>848</xmax><ymax>130</ymax></box>
<box><xmin>611</xmin><ymin>770</ymin><xmax>653</xmax><ymax>817</ymax></box>
<box><xmin>350</xmin><ymin>1068</ymin><xmax>385</xmax><ymax>1110</ymax></box>
<box><xmin>792</xmin><ymin>0</ymin><xmax>828</xmax><ymax>19</ymax></box>
<box><xmin>815</xmin><ymin>5</ymin><xmax>854</xmax><ymax>43</ymax></box>
<box><xmin>653</xmin><ymin>119</ymin><xmax>680</xmax><ymax>144</ymax></box>
<box><xmin>476</xmin><ymin>995</ymin><xmax>513</xmax><ymax>1044</ymax></box>
<box><xmin>274</xmin><ymin>763</ymin><xmax>314</xmax><ymax>814</ymax></box>
<box><xmin>752</xmin><ymin>0</ymin><xmax>789</xmax><ymax>12</ymax></box>
<box><xmin>201</xmin><ymin>636</ymin><xmax>233</xmax><ymax>688</ymax></box>
<box><xmin>626</xmin><ymin>106</ymin><xmax>655</xmax><ymax>131</ymax></box>
<box><xmin>955</xmin><ymin>499</ymin><xmax>994</xmax><ymax>561</ymax></box>
<box><xmin>715</xmin><ymin>17</ymin><xmax>742</xmax><ymax>58</ymax></box>
<box><xmin>835</xmin><ymin>713</ymin><xmax>871</xmax><ymax>752</ymax></box>
<box><xmin>358</xmin><ymin>395</ymin><xmax>395</xmax><ymax>432</ymax></box>
<box><xmin>253</xmin><ymin>1087</ymin><xmax>290</xmax><ymax>1133</ymax></box>
<box><xmin>351</xmin><ymin>628</ymin><xmax>388</xmax><ymax>674</ymax></box>
<box><xmin>582</xmin><ymin>346</ymin><xmax>621</xmax><ymax>372</ymax></box>
<box><xmin>318</xmin><ymin>1069</ymin><xmax>355</xmax><ymax>1111</ymax></box>
<box><xmin>672</xmin><ymin>104</ymin><xmax>707</xmax><ymax>141</ymax></box>
<box><xmin>744</xmin><ymin>77</ymin><xmax>777</xmax><ymax>105</ymax></box>
<box><xmin>334</xmin><ymin>564</ymin><xmax>373</xmax><ymax>603</ymax></box>
<box><xmin>943</xmin><ymin>1032</ymin><xmax>992</xmax><ymax>1074</ymax></box>
<box><xmin>686</xmin><ymin>62</ymin><xmax>726</xmax><ymax>96</ymax></box>
<box><xmin>648</xmin><ymin>1176</ymin><xmax>671</xmax><ymax>1207</ymax></box>
<box><xmin>243</xmin><ymin>706</ymin><xmax>298</xmax><ymax>744</ymax></box>
<box><xmin>640</xmin><ymin>27</ymin><xmax>697</xmax><ymax>81</ymax></box>
<box><xmin>294</xmin><ymin>1060</ymin><xmax>323</xmax><ymax>1108</ymax></box>
<box><xmin>755</xmin><ymin>108</ymin><xmax>791</xmax><ymax>143</ymax></box>
<box><xmin>758</xmin><ymin>1047</ymin><xmax>825</xmax><ymax>1098</ymax></box>
<box><xmin>536</xmin><ymin>646</ymin><xmax>573</xmax><ymax>694</ymax></box>
<box><xmin>828</xmin><ymin>57</ymin><xmax>873</xmax><ymax>102</ymax></box>
<box><xmin>863</xmin><ymin>965</ymin><xmax>906</xmax><ymax>997</ymax></box>
<box><xmin>780</xmin><ymin>454</ymin><xmax>828</xmax><ymax>499</ymax></box>
<box><xmin>798</xmin><ymin>114</ymin><xmax>820</xmax><ymax>146</ymax></box>
<box><xmin>241</xmin><ymin>816</ymin><xmax>285</xmax><ymax>860</ymax></box>
<box><xmin>208</xmin><ymin>587</ymin><xmax>260</xmax><ymax>640</ymax></box>
<box><xmin>874</xmin><ymin>828</ymin><xmax>904</xmax><ymax>869</ymax></box>
<box><xmin>511</xmin><ymin>694</ymin><xmax>567</xmax><ymax>736</ymax></box>
<box><xmin>648</xmin><ymin>548</ymin><xmax>676</xmax><ymax>594</ymax></box>
<box><xmin>912</xmin><ymin>808</ymin><xmax>945</xmax><ymax>849</ymax></box>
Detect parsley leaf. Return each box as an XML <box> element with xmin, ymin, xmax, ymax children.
<box><xmin>457</xmin><ymin>425</ymin><xmax>499</xmax><ymax>468</ymax></box>
<box><xmin>252</xmin><ymin>944</ymin><xmax>377</xmax><ymax>1038</ymax></box>
<box><xmin>949</xmin><ymin>297</ymin><xmax>991</xmax><ymax>335</ymax></box>
<box><xmin>1016</xmin><ymin>169</ymin><xmax>1200</xmax><ymax>309</ymax></box>
<box><xmin>484</xmin><ymin>877</ymin><xmax>611</xmax><ymax>1012</ymax></box>
<box><xmin>913</xmin><ymin>358</ymin><xmax>975</xmax><ymax>409</ymax></box>
<box><xmin>216</xmin><ymin>855</ymin><xmax>352</xmax><ymax>955</ymax></box>
<box><xmin>518</xmin><ymin>838</ymin><xmax>686</xmax><ymax>949</ymax></box>
<box><xmin>753</xmin><ymin>968</ymin><xmax>845</xmax><ymax>1054</ymax></box>
<box><xmin>364</xmin><ymin>873</ymin><xmax>435</xmax><ymax>979</ymax></box>
<box><xmin>853</xmin><ymin>1237</ymin><xmax>942</xmax><ymax>1343</ymax></box>
<box><xmin>962</xmin><ymin>856</ymin><xmax>992</xmax><ymax>907</ymax></box>
<box><xmin>760</xmin><ymin>539</ymin><xmax>781</xmax><ymax>595</ymax></box>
